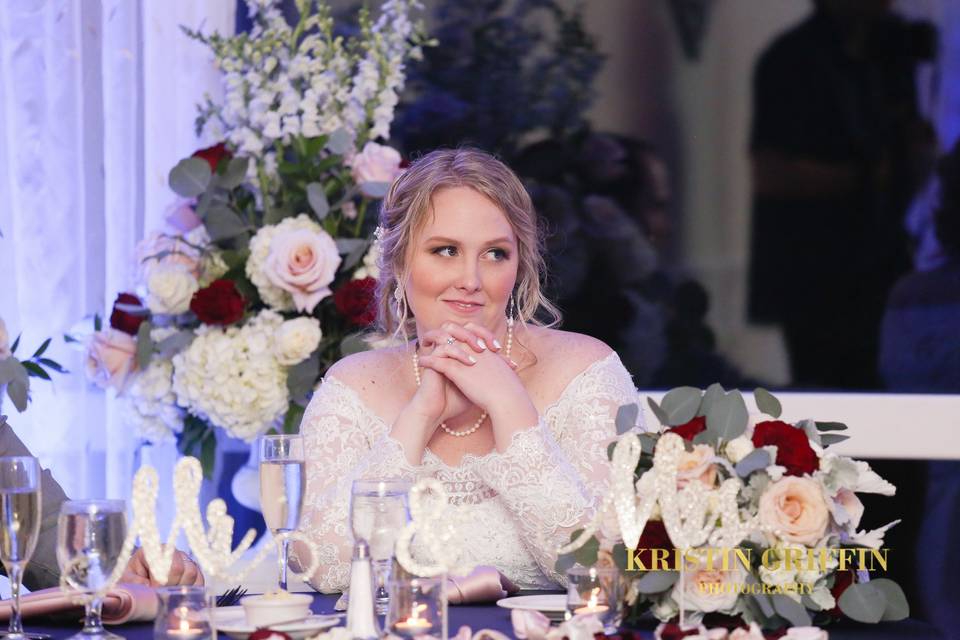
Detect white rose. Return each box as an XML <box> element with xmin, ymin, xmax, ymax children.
<box><xmin>807</xmin><ymin>583</ymin><xmax>836</xmax><ymax>612</ymax></box>
<box><xmin>274</xmin><ymin>317</ymin><xmax>322</xmax><ymax>366</ymax></box>
<box><xmin>350</xmin><ymin>142</ymin><xmax>403</xmax><ymax>197</ymax></box>
<box><xmin>729</xmin><ymin>623</ymin><xmax>765</xmax><ymax>640</ymax></box>
<box><xmin>784</xmin><ymin>627</ymin><xmax>829</xmax><ymax>640</ymax></box>
<box><xmin>725</xmin><ymin>436</ymin><xmax>755</xmax><ymax>463</ymax></box>
<box><xmin>672</xmin><ymin>553</ymin><xmax>748</xmax><ymax>614</ymax></box>
<box><xmin>145</xmin><ymin>264</ymin><xmax>199</xmax><ymax>315</ymax></box>
<box><xmin>0</xmin><ymin>317</ymin><xmax>10</xmax><ymax>359</ymax></box>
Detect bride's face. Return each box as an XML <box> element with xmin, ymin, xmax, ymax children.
<box><xmin>405</xmin><ymin>186</ymin><xmax>518</xmax><ymax>334</ymax></box>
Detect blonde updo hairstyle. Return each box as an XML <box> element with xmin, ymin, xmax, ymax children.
<box><xmin>375</xmin><ymin>148</ymin><xmax>560</xmax><ymax>338</ymax></box>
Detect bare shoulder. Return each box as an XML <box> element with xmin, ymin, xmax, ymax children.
<box><xmin>325</xmin><ymin>346</ymin><xmax>409</xmax><ymax>399</ymax></box>
<box><xmin>522</xmin><ymin>326</ymin><xmax>614</xmax><ymax>378</ymax></box>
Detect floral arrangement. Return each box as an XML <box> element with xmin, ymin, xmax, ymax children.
<box><xmin>557</xmin><ymin>386</ymin><xmax>908</xmax><ymax>637</ymax></box>
<box><xmin>0</xmin><ymin>316</ymin><xmax>65</xmax><ymax>412</ymax></box>
<box><xmin>80</xmin><ymin>0</ymin><xmax>429</xmax><ymax>475</ymax></box>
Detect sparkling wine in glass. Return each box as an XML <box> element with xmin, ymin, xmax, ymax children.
<box><xmin>56</xmin><ymin>500</ymin><xmax>128</xmax><ymax>640</ymax></box>
<box><xmin>0</xmin><ymin>456</ymin><xmax>48</xmax><ymax>640</ymax></box>
<box><xmin>350</xmin><ymin>479</ymin><xmax>411</xmax><ymax>615</ymax></box>
<box><xmin>259</xmin><ymin>434</ymin><xmax>305</xmax><ymax>591</ymax></box>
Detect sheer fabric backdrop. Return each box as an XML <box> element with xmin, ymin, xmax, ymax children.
<box><xmin>0</xmin><ymin>1</ymin><xmax>234</xmax><ymax>520</ymax></box>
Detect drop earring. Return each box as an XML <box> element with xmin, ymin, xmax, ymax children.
<box><xmin>394</xmin><ymin>285</ymin><xmax>406</xmax><ymax>319</ymax></box>
<box><xmin>507</xmin><ymin>293</ymin><xmax>516</xmax><ymax>328</ymax></box>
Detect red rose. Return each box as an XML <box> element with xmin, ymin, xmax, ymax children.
<box><xmin>109</xmin><ymin>293</ymin><xmax>147</xmax><ymax>336</ymax></box>
<box><xmin>633</xmin><ymin>519</ymin><xmax>673</xmax><ymax>570</ymax></box>
<box><xmin>751</xmin><ymin>420</ymin><xmax>819</xmax><ymax>476</ymax></box>
<box><xmin>192</xmin><ymin>142</ymin><xmax>232</xmax><ymax>172</ymax></box>
<box><xmin>249</xmin><ymin>630</ymin><xmax>291</xmax><ymax>640</ymax></box>
<box><xmin>334</xmin><ymin>277</ymin><xmax>377</xmax><ymax>326</ymax></box>
<box><xmin>190</xmin><ymin>280</ymin><xmax>245</xmax><ymax>326</ymax></box>
<box><xmin>829</xmin><ymin>570</ymin><xmax>855</xmax><ymax>618</ymax></box>
<box><xmin>656</xmin><ymin>623</ymin><xmax>705</xmax><ymax>640</ymax></box>
<box><xmin>668</xmin><ymin>415</ymin><xmax>706</xmax><ymax>441</ymax></box>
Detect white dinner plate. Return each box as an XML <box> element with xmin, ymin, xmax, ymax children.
<box><xmin>496</xmin><ymin>594</ymin><xmax>567</xmax><ymax>621</ymax></box>
<box><xmin>212</xmin><ymin>611</ymin><xmax>341</xmax><ymax>640</ymax></box>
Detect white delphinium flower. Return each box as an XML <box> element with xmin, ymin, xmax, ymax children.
<box><xmin>172</xmin><ymin>310</ymin><xmax>288</xmax><ymax>441</ymax></box>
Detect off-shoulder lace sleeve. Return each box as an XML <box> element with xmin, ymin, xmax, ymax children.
<box><xmin>292</xmin><ymin>376</ymin><xmax>419</xmax><ymax>593</ymax></box>
<box><xmin>474</xmin><ymin>352</ymin><xmax>639</xmax><ymax>585</ymax></box>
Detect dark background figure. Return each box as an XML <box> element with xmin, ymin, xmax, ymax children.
<box><xmin>878</xmin><ymin>141</ymin><xmax>960</xmax><ymax>640</ymax></box>
<box><xmin>748</xmin><ymin>0</ymin><xmax>938</xmax><ymax>389</ymax></box>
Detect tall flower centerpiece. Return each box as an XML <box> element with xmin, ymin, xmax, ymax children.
<box><xmin>556</xmin><ymin>386</ymin><xmax>908</xmax><ymax>637</ymax></box>
<box><xmin>81</xmin><ymin>0</ymin><xmax>430</xmax><ymax>475</ymax></box>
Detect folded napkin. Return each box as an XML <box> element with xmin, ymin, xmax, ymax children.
<box><xmin>446</xmin><ymin>566</ymin><xmax>519</xmax><ymax>604</ymax></box>
<box><xmin>0</xmin><ymin>584</ymin><xmax>159</xmax><ymax>625</ymax></box>
<box><xmin>512</xmin><ymin>609</ymin><xmax>603</xmax><ymax>640</ymax></box>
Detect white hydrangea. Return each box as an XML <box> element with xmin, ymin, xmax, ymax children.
<box><xmin>124</xmin><ymin>358</ymin><xmax>184</xmax><ymax>443</ymax></box>
<box><xmin>245</xmin><ymin>215</ymin><xmax>325</xmax><ymax>311</ymax></box>
<box><xmin>171</xmin><ymin>310</ymin><xmax>288</xmax><ymax>441</ymax></box>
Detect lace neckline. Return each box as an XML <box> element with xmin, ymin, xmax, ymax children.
<box><xmin>324</xmin><ymin>351</ymin><xmax>623</xmax><ymax>468</ymax></box>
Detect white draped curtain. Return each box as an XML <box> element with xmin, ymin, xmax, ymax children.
<box><xmin>0</xmin><ymin>1</ymin><xmax>235</xmax><ymax>505</ymax></box>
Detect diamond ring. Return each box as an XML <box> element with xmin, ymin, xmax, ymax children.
<box><xmin>445</xmin><ymin>337</ymin><xmax>456</xmax><ymax>345</ymax></box>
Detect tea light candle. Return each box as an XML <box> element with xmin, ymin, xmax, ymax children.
<box><xmin>573</xmin><ymin>587</ymin><xmax>609</xmax><ymax>616</ymax></box>
<box><xmin>167</xmin><ymin>618</ymin><xmax>204</xmax><ymax>639</ymax></box>
<box><xmin>393</xmin><ymin>603</ymin><xmax>433</xmax><ymax>634</ymax></box>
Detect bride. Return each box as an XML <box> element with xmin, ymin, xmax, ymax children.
<box><xmin>293</xmin><ymin>148</ymin><xmax>639</xmax><ymax>592</ymax></box>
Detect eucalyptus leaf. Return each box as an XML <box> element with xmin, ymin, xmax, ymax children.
<box><xmin>7</xmin><ymin>379</ymin><xmax>28</xmax><ymax>413</ymax></box>
<box><xmin>735</xmin><ymin>448</ymin><xmax>771</xmax><ymax>477</ymax></box>
<box><xmin>698</xmin><ymin>383</ymin><xmax>725</xmax><ymax>417</ymax></box>
<box><xmin>169</xmin><ymin>157</ymin><xmax>212</xmax><ymax>197</ymax></box>
<box><xmin>745</xmin><ymin>572</ymin><xmax>774</xmax><ymax>617</ymax></box>
<box><xmin>157</xmin><ymin>331</ymin><xmax>195</xmax><ymax>358</ymax></box>
<box><xmin>638</xmin><ymin>433</ymin><xmax>657</xmax><ymax>455</ymax></box>
<box><xmin>872</xmin><ymin>579</ymin><xmax>909</xmax><ymax>621</ymax></box>
<box><xmin>771</xmin><ymin>593</ymin><xmax>812</xmax><ymax>627</ymax></box>
<box><xmin>692</xmin><ymin>429</ymin><xmax>718</xmax><ymax>447</ymax></box>
<box><xmin>646</xmin><ymin>397</ymin><xmax>669</xmax><ymax>426</ymax></box>
<box><xmin>607</xmin><ymin>441</ymin><xmax>617</xmax><ymax>461</ymax></box>
<box><xmin>820</xmin><ymin>434</ymin><xmax>851</xmax><ymax>447</ymax></box>
<box><xmin>636</xmin><ymin>570</ymin><xmax>678</xmax><ymax>594</ymax></box>
<box><xmin>801</xmin><ymin>594</ymin><xmax>822</xmax><ymax>611</ymax></box>
<box><xmin>340</xmin><ymin>332</ymin><xmax>372</xmax><ymax>357</ymax></box>
<box><xmin>660</xmin><ymin>386</ymin><xmax>701</xmax><ymax>426</ymax></box>
<box><xmin>705</xmin><ymin>389</ymin><xmax>748</xmax><ymax>441</ymax></box>
<box><xmin>205</xmin><ymin>205</ymin><xmax>249</xmax><ymax>241</ymax></box>
<box><xmin>360</xmin><ymin>182</ymin><xmax>391</xmax><ymax>199</ymax></box>
<box><xmin>0</xmin><ymin>358</ymin><xmax>29</xmax><ymax>387</ymax></box>
<box><xmin>554</xmin><ymin>552</ymin><xmax>576</xmax><ymax>574</ymax></box>
<box><xmin>135</xmin><ymin>321</ymin><xmax>154</xmax><ymax>370</ymax></box>
<box><xmin>287</xmin><ymin>350</ymin><xmax>321</xmax><ymax>402</ymax></box>
<box><xmin>194</xmin><ymin>188</ymin><xmax>214</xmax><ymax>219</ymax></box>
<box><xmin>573</xmin><ymin>535</ymin><xmax>599</xmax><ymax>567</ymax></box>
<box><xmin>341</xmin><ymin>239</ymin><xmax>370</xmax><ymax>272</ymax></box>
<box><xmin>218</xmin><ymin>157</ymin><xmax>249</xmax><ymax>189</ymax></box>
<box><xmin>838</xmin><ymin>582</ymin><xmax>886</xmax><ymax>623</ymax></box>
<box><xmin>615</xmin><ymin>403</ymin><xmax>639</xmax><ymax>435</ymax></box>
<box><xmin>815</xmin><ymin>421</ymin><xmax>848</xmax><ymax>432</ymax></box>
<box><xmin>326</xmin><ymin>128</ymin><xmax>352</xmax><ymax>155</ymax></box>
<box><xmin>307</xmin><ymin>182</ymin><xmax>330</xmax><ymax>219</ymax></box>
<box><xmin>753</xmin><ymin>387</ymin><xmax>782</xmax><ymax>418</ymax></box>
<box><xmin>612</xmin><ymin>543</ymin><xmax>629</xmax><ymax>571</ymax></box>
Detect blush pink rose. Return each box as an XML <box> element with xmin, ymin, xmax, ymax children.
<box><xmin>164</xmin><ymin>198</ymin><xmax>202</xmax><ymax>233</ymax></box>
<box><xmin>677</xmin><ymin>444</ymin><xmax>718</xmax><ymax>489</ymax></box>
<box><xmin>759</xmin><ymin>477</ymin><xmax>830</xmax><ymax>546</ymax></box>
<box><xmin>84</xmin><ymin>329</ymin><xmax>137</xmax><ymax>391</ymax></box>
<box><xmin>263</xmin><ymin>228</ymin><xmax>341</xmax><ymax>313</ymax></box>
<box><xmin>135</xmin><ymin>231</ymin><xmax>203</xmax><ymax>281</ymax></box>
<box><xmin>351</xmin><ymin>142</ymin><xmax>403</xmax><ymax>197</ymax></box>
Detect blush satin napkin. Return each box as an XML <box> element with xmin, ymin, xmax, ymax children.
<box><xmin>335</xmin><ymin>565</ymin><xmax>519</xmax><ymax>611</ymax></box>
<box><xmin>0</xmin><ymin>584</ymin><xmax>159</xmax><ymax>624</ymax></box>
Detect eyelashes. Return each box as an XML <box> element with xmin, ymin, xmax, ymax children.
<box><xmin>430</xmin><ymin>246</ymin><xmax>510</xmax><ymax>261</ymax></box>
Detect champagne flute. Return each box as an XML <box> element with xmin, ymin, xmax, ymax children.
<box><xmin>0</xmin><ymin>456</ymin><xmax>48</xmax><ymax>640</ymax></box>
<box><xmin>350</xmin><ymin>479</ymin><xmax>411</xmax><ymax>615</ymax></box>
<box><xmin>56</xmin><ymin>500</ymin><xmax>128</xmax><ymax>640</ymax></box>
<box><xmin>258</xmin><ymin>434</ymin><xmax>305</xmax><ymax>592</ymax></box>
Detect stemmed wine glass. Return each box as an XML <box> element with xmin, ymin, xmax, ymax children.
<box><xmin>258</xmin><ymin>434</ymin><xmax>305</xmax><ymax>592</ymax></box>
<box><xmin>56</xmin><ymin>500</ymin><xmax>128</xmax><ymax>640</ymax></box>
<box><xmin>0</xmin><ymin>456</ymin><xmax>48</xmax><ymax>640</ymax></box>
<box><xmin>350</xmin><ymin>479</ymin><xmax>411</xmax><ymax>615</ymax></box>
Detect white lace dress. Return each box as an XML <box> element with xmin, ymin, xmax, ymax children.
<box><xmin>296</xmin><ymin>351</ymin><xmax>638</xmax><ymax>592</ymax></box>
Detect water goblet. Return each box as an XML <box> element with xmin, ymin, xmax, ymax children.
<box><xmin>0</xmin><ymin>456</ymin><xmax>49</xmax><ymax>640</ymax></box>
<box><xmin>350</xmin><ymin>479</ymin><xmax>411</xmax><ymax>615</ymax></box>
<box><xmin>56</xmin><ymin>500</ymin><xmax>128</xmax><ymax>640</ymax></box>
<box><xmin>258</xmin><ymin>434</ymin><xmax>305</xmax><ymax>592</ymax></box>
